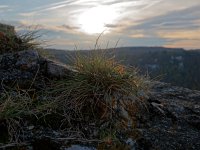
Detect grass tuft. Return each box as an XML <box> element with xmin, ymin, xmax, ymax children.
<box><xmin>0</xmin><ymin>25</ymin><xmax>40</xmax><ymax>54</ymax></box>
<box><xmin>51</xmin><ymin>50</ymin><xmax>149</xmax><ymax>122</ymax></box>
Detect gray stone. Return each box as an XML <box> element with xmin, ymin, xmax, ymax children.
<box><xmin>0</xmin><ymin>50</ymin><xmax>77</xmax><ymax>91</ymax></box>
<box><xmin>0</xmin><ymin>50</ymin><xmax>40</xmax><ymax>84</ymax></box>
<box><xmin>64</xmin><ymin>145</ymin><xmax>95</xmax><ymax>150</ymax></box>
<box><xmin>126</xmin><ymin>138</ymin><xmax>136</xmax><ymax>150</ymax></box>
<box><xmin>45</xmin><ymin>59</ymin><xmax>77</xmax><ymax>78</ymax></box>
<box><xmin>138</xmin><ymin>82</ymin><xmax>200</xmax><ymax>150</ymax></box>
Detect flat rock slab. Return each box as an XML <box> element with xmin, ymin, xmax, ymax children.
<box><xmin>139</xmin><ymin>82</ymin><xmax>200</xmax><ymax>150</ymax></box>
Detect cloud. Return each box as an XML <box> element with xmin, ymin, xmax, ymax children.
<box><xmin>157</xmin><ymin>29</ymin><xmax>200</xmax><ymax>40</ymax></box>
<box><xmin>1</xmin><ymin>0</ymin><xmax>200</xmax><ymax>49</ymax></box>
<box><xmin>165</xmin><ymin>39</ymin><xmax>200</xmax><ymax>49</ymax></box>
<box><xmin>129</xmin><ymin>33</ymin><xmax>146</xmax><ymax>38</ymax></box>
<box><xmin>117</xmin><ymin>4</ymin><xmax>200</xmax><ymax>49</ymax></box>
<box><xmin>0</xmin><ymin>5</ymin><xmax>8</xmax><ymax>8</ymax></box>
<box><xmin>104</xmin><ymin>24</ymin><xmax>119</xmax><ymax>28</ymax></box>
<box><xmin>60</xmin><ymin>25</ymin><xmax>80</xmax><ymax>30</ymax></box>
<box><xmin>0</xmin><ymin>5</ymin><xmax>12</xmax><ymax>13</ymax></box>
<box><xmin>19</xmin><ymin>12</ymin><xmax>37</xmax><ymax>17</ymax></box>
<box><xmin>130</xmin><ymin>5</ymin><xmax>200</xmax><ymax>30</ymax></box>
<box><xmin>20</xmin><ymin>0</ymin><xmax>77</xmax><ymax>15</ymax></box>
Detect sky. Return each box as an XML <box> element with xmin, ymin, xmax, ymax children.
<box><xmin>0</xmin><ymin>0</ymin><xmax>200</xmax><ymax>50</ymax></box>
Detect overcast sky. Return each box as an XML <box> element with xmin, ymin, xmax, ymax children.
<box><xmin>0</xmin><ymin>0</ymin><xmax>200</xmax><ymax>50</ymax></box>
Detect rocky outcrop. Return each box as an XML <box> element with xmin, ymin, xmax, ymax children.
<box><xmin>0</xmin><ymin>50</ymin><xmax>199</xmax><ymax>149</ymax></box>
<box><xmin>139</xmin><ymin>82</ymin><xmax>200</xmax><ymax>149</ymax></box>
<box><xmin>0</xmin><ymin>50</ymin><xmax>40</xmax><ymax>82</ymax></box>
<box><xmin>0</xmin><ymin>50</ymin><xmax>76</xmax><ymax>91</ymax></box>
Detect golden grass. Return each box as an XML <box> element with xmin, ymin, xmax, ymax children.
<box><xmin>0</xmin><ymin>28</ymin><xmax>40</xmax><ymax>54</ymax></box>
<box><xmin>51</xmin><ymin>50</ymin><xmax>149</xmax><ymax>122</ymax></box>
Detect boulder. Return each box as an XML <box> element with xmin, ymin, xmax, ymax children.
<box><xmin>45</xmin><ymin>59</ymin><xmax>77</xmax><ymax>78</ymax></box>
<box><xmin>0</xmin><ymin>50</ymin><xmax>77</xmax><ymax>91</ymax></box>
<box><xmin>0</xmin><ymin>50</ymin><xmax>40</xmax><ymax>86</ymax></box>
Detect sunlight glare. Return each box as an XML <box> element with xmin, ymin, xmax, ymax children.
<box><xmin>78</xmin><ymin>6</ymin><xmax>118</xmax><ymax>34</ymax></box>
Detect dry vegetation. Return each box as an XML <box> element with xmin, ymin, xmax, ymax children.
<box><xmin>0</xmin><ymin>24</ymin><xmax>150</xmax><ymax>148</ymax></box>
<box><xmin>0</xmin><ymin>25</ymin><xmax>40</xmax><ymax>54</ymax></box>
<box><xmin>0</xmin><ymin>51</ymin><xmax>150</xmax><ymax>147</ymax></box>
<box><xmin>51</xmin><ymin>50</ymin><xmax>149</xmax><ymax>123</ymax></box>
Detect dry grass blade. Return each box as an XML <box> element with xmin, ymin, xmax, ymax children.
<box><xmin>0</xmin><ymin>26</ymin><xmax>41</xmax><ymax>54</ymax></box>
<box><xmin>51</xmin><ymin>49</ymin><xmax>150</xmax><ymax>123</ymax></box>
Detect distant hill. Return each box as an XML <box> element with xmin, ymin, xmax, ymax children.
<box><xmin>42</xmin><ymin>47</ymin><xmax>200</xmax><ymax>90</ymax></box>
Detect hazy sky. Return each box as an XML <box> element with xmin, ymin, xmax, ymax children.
<box><xmin>0</xmin><ymin>0</ymin><xmax>200</xmax><ymax>50</ymax></box>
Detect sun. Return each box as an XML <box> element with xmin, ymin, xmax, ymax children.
<box><xmin>78</xmin><ymin>6</ymin><xmax>118</xmax><ymax>34</ymax></box>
